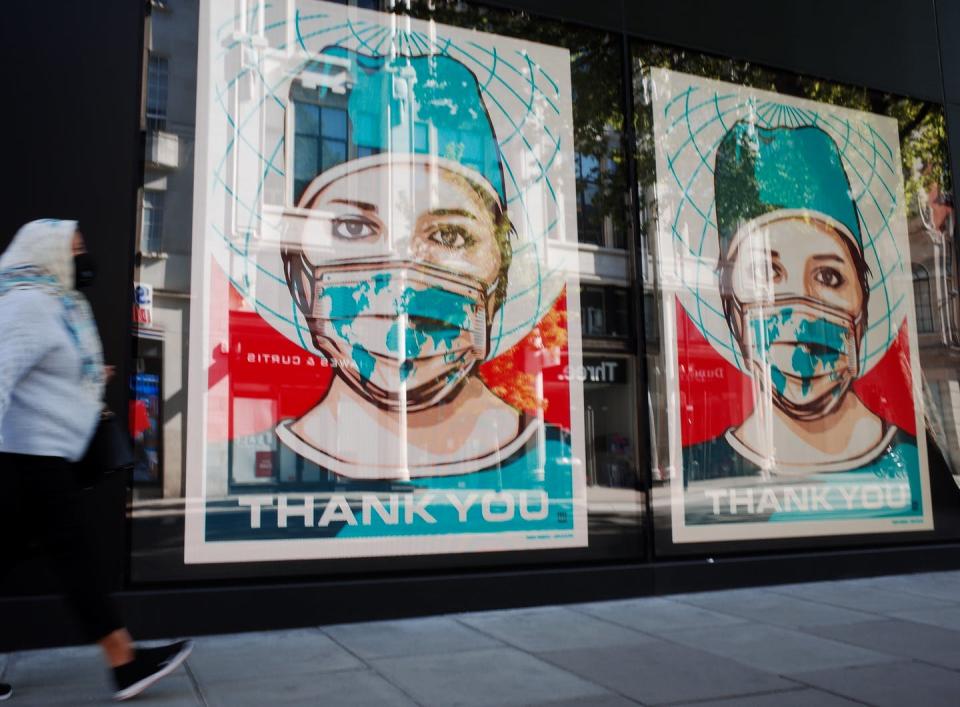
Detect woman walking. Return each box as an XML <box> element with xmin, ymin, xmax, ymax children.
<box><xmin>0</xmin><ymin>219</ymin><xmax>191</xmax><ymax>701</ymax></box>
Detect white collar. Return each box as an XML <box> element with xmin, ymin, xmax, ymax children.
<box><xmin>724</xmin><ymin>424</ymin><xmax>900</xmax><ymax>475</ymax></box>
<box><xmin>276</xmin><ymin>416</ymin><xmax>541</xmax><ymax>480</ymax></box>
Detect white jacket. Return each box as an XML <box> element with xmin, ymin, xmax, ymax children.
<box><xmin>0</xmin><ymin>220</ymin><xmax>102</xmax><ymax>461</ymax></box>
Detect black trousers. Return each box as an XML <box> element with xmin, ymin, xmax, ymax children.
<box><xmin>0</xmin><ymin>452</ymin><xmax>124</xmax><ymax>642</ymax></box>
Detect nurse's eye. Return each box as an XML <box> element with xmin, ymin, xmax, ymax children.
<box><xmin>428</xmin><ymin>225</ymin><xmax>473</xmax><ymax>249</ymax></box>
<box><xmin>814</xmin><ymin>266</ymin><xmax>846</xmax><ymax>288</ymax></box>
<box><xmin>331</xmin><ymin>217</ymin><xmax>378</xmax><ymax>240</ymax></box>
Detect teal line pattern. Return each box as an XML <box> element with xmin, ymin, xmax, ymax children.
<box><xmin>209</xmin><ymin>10</ymin><xmax>570</xmax><ymax>360</ymax></box>
<box><xmin>658</xmin><ymin>78</ymin><xmax>908</xmax><ymax>374</ymax></box>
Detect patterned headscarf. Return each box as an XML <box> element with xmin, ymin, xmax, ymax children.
<box><xmin>0</xmin><ymin>219</ymin><xmax>105</xmax><ymax>401</ymax></box>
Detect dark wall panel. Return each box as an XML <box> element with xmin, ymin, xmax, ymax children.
<box><xmin>937</xmin><ymin>0</ymin><xmax>960</xmax><ymax>104</ymax></box>
<box><xmin>625</xmin><ymin>0</ymin><xmax>944</xmax><ymax>101</ymax></box>
<box><xmin>488</xmin><ymin>0</ymin><xmax>943</xmax><ymax>102</ymax></box>
<box><xmin>0</xmin><ymin>1</ymin><xmax>145</xmax><ymax>416</ymax></box>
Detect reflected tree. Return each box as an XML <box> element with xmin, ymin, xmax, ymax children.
<box><xmin>402</xmin><ymin>1</ymin><xmax>630</xmax><ymax>247</ymax></box>
<box><xmin>633</xmin><ymin>46</ymin><xmax>952</xmax><ymax>220</ymax></box>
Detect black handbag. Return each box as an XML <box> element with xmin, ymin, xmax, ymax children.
<box><xmin>76</xmin><ymin>409</ymin><xmax>134</xmax><ymax>488</ymax></box>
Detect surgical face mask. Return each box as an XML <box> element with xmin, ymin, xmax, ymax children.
<box><xmin>739</xmin><ymin>297</ymin><xmax>862</xmax><ymax>421</ymax></box>
<box><xmin>74</xmin><ymin>252</ymin><xmax>95</xmax><ymax>289</ymax></box>
<box><xmin>284</xmin><ymin>256</ymin><xmax>493</xmax><ymax>411</ymax></box>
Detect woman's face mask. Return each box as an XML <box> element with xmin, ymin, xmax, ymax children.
<box><xmin>728</xmin><ymin>217</ymin><xmax>867</xmax><ymax>421</ymax></box>
<box><xmin>74</xmin><ymin>252</ymin><xmax>96</xmax><ymax>289</ymax></box>
<box><xmin>740</xmin><ymin>297</ymin><xmax>861</xmax><ymax>420</ymax></box>
<box><xmin>286</xmin><ymin>256</ymin><xmax>493</xmax><ymax>411</ymax></box>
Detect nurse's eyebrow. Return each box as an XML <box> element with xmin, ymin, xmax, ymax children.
<box><xmin>329</xmin><ymin>198</ymin><xmax>378</xmax><ymax>212</ymax></box>
<box><xmin>428</xmin><ymin>208</ymin><xmax>477</xmax><ymax>220</ymax></box>
<box><xmin>811</xmin><ymin>254</ymin><xmax>845</xmax><ymax>263</ymax></box>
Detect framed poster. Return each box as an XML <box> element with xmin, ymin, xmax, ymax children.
<box><xmin>184</xmin><ymin>1</ymin><xmax>586</xmax><ymax>562</ymax></box>
<box><xmin>649</xmin><ymin>68</ymin><xmax>934</xmax><ymax>543</ymax></box>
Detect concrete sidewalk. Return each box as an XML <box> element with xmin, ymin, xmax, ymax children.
<box><xmin>2</xmin><ymin>570</ymin><xmax>960</xmax><ymax>706</ymax></box>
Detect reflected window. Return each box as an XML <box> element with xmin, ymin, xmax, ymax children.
<box><xmin>581</xmin><ymin>285</ymin><xmax>631</xmax><ymax>339</ymax></box>
<box><xmin>582</xmin><ymin>285</ymin><xmax>605</xmax><ymax>335</ymax></box>
<box><xmin>584</xmin><ymin>356</ymin><xmax>638</xmax><ymax>489</ymax></box>
<box><xmin>146</xmin><ymin>54</ymin><xmax>169</xmax><ymax>132</ymax></box>
<box><xmin>576</xmin><ymin>152</ymin><xmax>603</xmax><ymax>245</ymax></box>
<box><xmin>142</xmin><ymin>190</ymin><xmax>165</xmax><ymax>253</ymax></box>
<box><xmin>643</xmin><ymin>293</ymin><xmax>658</xmax><ymax>344</ymax></box>
<box><xmin>293</xmin><ymin>102</ymin><xmax>352</xmax><ymax>204</ymax></box>
<box><xmin>913</xmin><ymin>263</ymin><xmax>936</xmax><ymax>333</ymax></box>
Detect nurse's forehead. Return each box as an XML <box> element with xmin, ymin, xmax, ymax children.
<box><xmin>316</xmin><ymin>166</ymin><xmax>482</xmax><ymax>202</ymax></box>
<box><xmin>745</xmin><ymin>222</ymin><xmax>848</xmax><ymax>252</ymax></box>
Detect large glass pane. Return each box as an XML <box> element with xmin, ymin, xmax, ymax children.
<box><xmin>634</xmin><ymin>43</ymin><xmax>960</xmax><ymax>555</ymax></box>
<box><xmin>131</xmin><ymin>0</ymin><xmax>644</xmax><ymax>583</ymax></box>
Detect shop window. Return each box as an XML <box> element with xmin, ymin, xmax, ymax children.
<box><xmin>142</xmin><ymin>190</ymin><xmax>165</xmax><ymax>254</ymax></box>
<box><xmin>131</xmin><ymin>0</ymin><xmax>645</xmax><ymax>583</ymax></box>
<box><xmin>634</xmin><ymin>41</ymin><xmax>956</xmax><ymax>554</ymax></box>
<box><xmin>146</xmin><ymin>54</ymin><xmax>168</xmax><ymax>132</ymax></box>
<box><xmin>913</xmin><ymin>263</ymin><xmax>936</xmax><ymax>333</ymax></box>
<box><xmin>584</xmin><ymin>356</ymin><xmax>639</xmax><ymax>489</ymax></box>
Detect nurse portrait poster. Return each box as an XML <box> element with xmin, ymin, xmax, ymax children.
<box><xmin>183</xmin><ymin>1</ymin><xmax>587</xmax><ymax>563</ymax></box>
<box><xmin>649</xmin><ymin>68</ymin><xmax>934</xmax><ymax>543</ymax></box>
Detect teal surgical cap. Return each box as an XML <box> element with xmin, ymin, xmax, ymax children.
<box><xmin>303</xmin><ymin>47</ymin><xmax>506</xmax><ymax>206</ymax></box>
<box><xmin>714</xmin><ymin>123</ymin><xmax>861</xmax><ymax>256</ymax></box>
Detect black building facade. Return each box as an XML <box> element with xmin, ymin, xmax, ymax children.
<box><xmin>2</xmin><ymin>0</ymin><xmax>959</xmax><ymax>649</ymax></box>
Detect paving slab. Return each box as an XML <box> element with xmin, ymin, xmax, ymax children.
<box><xmin>371</xmin><ymin>646</ymin><xmax>610</xmax><ymax>707</ymax></box>
<box><xmin>539</xmin><ymin>639</ymin><xmax>797</xmax><ymax>705</ymax></box>
<box><xmin>188</xmin><ymin>628</ymin><xmax>363</xmax><ymax>686</ymax></box>
<box><xmin>4</xmin><ymin>645</ymin><xmax>109</xmax><ymax>689</ymax></box>
<box><xmin>530</xmin><ymin>695</ymin><xmax>640</xmax><ymax>706</ymax></box>
<box><xmin>202</xmin><ymin>668</ymin><xmax>418</xmax><ymax>707</ymax></box>
<box><xmin>457</xmin><ymin>606</ymin><xmax>656</xmax><ymax>652</ymax></box>
<box><xmin>663</xmin><ymin>622</ymin><xmax>895</xmax><ymax>675</ymax></box>
<box><xmin>0</xmin><ymin>671</ymin><xmax>197</xmax><ymax>706</ymax></box>
<box><xmin>770</xmin><ymin>579</ymin><xmax>956</xmax><ymax>614</ymax></box>
<box><xmin>836</xmin><ymin>572</ymin><xmax>960</xmax><ymax>604</ymax></box>
<box><xmin>324</xmin><ymin>615</ymin><xmax>502</xmax><ymax>660</ymax></box>
<box><xmin>670</xmin><ymin>686</ymin><xmax>863</xmax><ymax>706</ymax></box>
<box><xmin>889</xmin><ymin>605</ymin><xmax>960</xmax><ymax>631</ymax></box>
<box><xmin>793</xmin><ymin>659</ymin><xmax>960</xmax><ymax>707</ymax></box>
<box><xmin>671</xmin><ymin>587</ymin><xmax>877</xmax><ymax>628</ymax></box>
<box><xmin>805</xmin><ymin>619</ymin><xmax>960</xmax><ymax>670</ymax></box>
<box><xmin>571</xmin><ymin>596</ymin><xmax>747</xmax><ymax>635</ymax></box>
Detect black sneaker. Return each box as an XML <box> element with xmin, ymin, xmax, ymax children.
<box><xmin>0</xmin><ymin>683</ymin><xmax>11</xmax><ymax>701</ymax></box>
<box><xmin>112</xmin><ymin>640</ymin><xmax>193</xmax><ymax>701</ymax></box>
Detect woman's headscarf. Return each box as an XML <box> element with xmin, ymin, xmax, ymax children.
<box><xmin>0</xmin><ymin>219</ymin><xmax>105</xmax><ymax>401</ymax></box>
